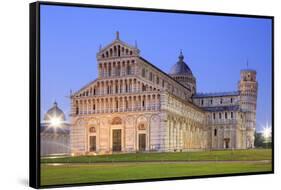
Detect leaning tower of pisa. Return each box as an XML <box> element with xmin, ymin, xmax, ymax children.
<box><xmin>238</xmin><ymin>69</ymin><xmax>258</xmax><ymax>148</ymax></box>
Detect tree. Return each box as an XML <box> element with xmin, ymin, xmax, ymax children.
<box><xmin>254</xmin><ymin>132</ymin><xmax>264</xmax><ymax>148</ymax></box>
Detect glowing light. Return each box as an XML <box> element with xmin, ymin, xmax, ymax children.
<box><xmin>50</xmin><ymin>117</ymin><xmax>62</xmax><ymax>127</ymax></box>
<box><xmin>263</xmin><ymin>127</ymin><xmax>271</xmax><ymax>139</ymax></box>
<box><xmin>262</xmin><ymin>122</ymin><xmax>271</xmax><ymax>139</ymax></box>
<box><xmin>48</xmin><ymin>156</ymin><xmax>59</xmax><ymax>159</ymax></box>
<box><xmin>49</xmin><ymin>163</ymin><xmax>63</xmax><ymax>166</ymax></box>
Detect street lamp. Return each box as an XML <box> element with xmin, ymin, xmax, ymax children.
<box><xmin>50</xmin><ymin>116</ymin><xmax>62</xmax><ymax>127</ymax></box>
<box><xmin>262</xmin><ymin>122</ymin><xmax>272</xmax><ymax>149</ymax></box>
<box><xmin>262</xmin><ymin>127</ymin><xmax>271</xmax><ymax>139</ymax></box>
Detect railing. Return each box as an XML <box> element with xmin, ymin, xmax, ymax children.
<box><xmin>206</xmin><ymin>119</ymin><xmax>238</xmax><ymax>125</ymax></box>
<box><xmin>74</xmin><ymin>105</ymin><xmax>161</xmax><ymax>116</ymax></box>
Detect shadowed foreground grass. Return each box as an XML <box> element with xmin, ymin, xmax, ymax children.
<box><xmin>41</xmin><ymin>161</ymin><xmax>272</xmax><ymax>186</ymax></box>
<box><xmin>41</xmin><ymin>149</ymin><xmax>272</xmax><ymax>163</ymax></box>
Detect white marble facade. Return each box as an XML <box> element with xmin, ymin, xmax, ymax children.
<box><xmin>70</xmin><ymin>32</ymin><xmax>257</xmax><ymax>155</ymax></box>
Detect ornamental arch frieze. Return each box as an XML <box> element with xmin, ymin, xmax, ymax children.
<box><xmin>135</xmin><ymin>115</ymin><xmax>150</xmax><ymax>151</ymax></box>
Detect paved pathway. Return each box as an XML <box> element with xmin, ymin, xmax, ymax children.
<box><xmin>44</xmin><ymin>160</ymin><xmax>271</xmax><ymax>166</ymax></box>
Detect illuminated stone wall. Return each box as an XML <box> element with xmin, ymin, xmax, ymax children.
<box><xmin>70</xmin><ymin>33</ymin><xmax>257</xmax><ymax>155</ymax></box>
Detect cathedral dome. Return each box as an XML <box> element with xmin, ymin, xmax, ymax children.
<box><xmin>169</xmin><ymin>51</ymin><xmax>193</xmax><ymax>75</ymax></box>
<box><xmin>169</xmin><ymin>51</ymin><xmax>196</xmax><ymax>95</ymax></box>
<box><xmin>43</xmin><ymin>101</ymin><xmax>66</xmax><ymax>122</ymax></box>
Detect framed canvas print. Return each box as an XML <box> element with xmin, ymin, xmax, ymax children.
<box><xmin>29</xmin><ymin>1</ymin><xmax>274</xmax><ymax>188</ymax></box>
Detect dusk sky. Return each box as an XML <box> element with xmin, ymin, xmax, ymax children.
<box><xmin>40</xmin><ymin>5</ymin><xmax>272</xmax><ymax>132</ymax></box>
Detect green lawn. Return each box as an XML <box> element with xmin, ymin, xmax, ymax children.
<box><xmin>41</xmin><ymin>149</ymin><xmax>272</xmax><ymax>186</ymax></box>
<box><xmin>41</xmin><ymin>149</ymin><xmax>272</xmax><ymax>163</ymax></box>
<box><xmin>41</xmin><ymin>161</ymin><xmax>272</xmax><ymax>186</ymax></box>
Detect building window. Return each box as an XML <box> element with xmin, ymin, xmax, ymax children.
<box><xmin>107</xmin><ymin>86</ymin><xmax>110</xmax><ymax>94</ymax></box>
<box><xmin>76</xmin><ymin>107</ymin><xmax>79</xmax><ymax>115</ymax></box>
<box><xmin>125</xmin><ymin>100</ymin><xmax>128</xmax><ymax>109</ymax></box>
<box><xmin>108</xmin><ymin>67</ymin><xmax>111</xmax><ymax>77</ymax></box>
<box><xmin>113</xmin><ymin>46</ymin><xmax>117</xmax><ymax>56</ymax></box>
<box><xmin>89</xmin><ymin>127</ymin><xmax>96</xmax><ymax>133</ymax></box>
<box><xmin>138</xmin><ymin>123</ymin><xmax>146</xmax><ymax>130</ymax></box>
<box><xmin>127</xmin><ymin>65</ymin><xmax>131</xmax><ymax>75</ymax></box>
<box><xmin>142</xmin><ymin>68</ymin><xmax>146</xmax><ymax>77</ymax></box>
<box><xmin>219</xmin><ymin>113</ymin><xmax>222</xmax><ymax>119</ymax></box>
<box><xmin>220</xmin><ymin>98</ymin><xmax>223</xmax><ymax>104</ymax></box>
<box><xmin>214</xmin><ymin>129</ymin><xmax>217</xmax><ymax>136</ymax></box>
<box><xmin>116</xmin><ymin>65</ymin><xmax>120</xmax><ymax>76</ymax></box>
<box><xmin>112</xmin><ymin>117</ymin><xmax>122</xmax><ymax>125</ymax></box>
<box><xmin>93</xmin><ymin>104</ymin><xmax>95</xmax><ymax>111</ymax></box>
<box><xmin>213</xmin><ymin>113</ymin><xmax>216</xmax><ymax>119</ymax></box>
<box><xmin>210</xmin><ymin>99</ymin><xmax>213</xmax><ymax>105</ymax></box>
<box><xmin>225</xmin><ymin>112</ymin><xmax>228</xmax><ymax>119</ymax></box>
<box><xmin>201</xmin><ymin>99</ymin><xmax>204</xmax><ymax>105</ymax></box>
<box><xmin>156</xmin><ymin>77</ymin><xmax>159</xmax><ymax>84</ymax></box>
<box><xmin>118</xmin><ymin>46</ymin><xmax>121</xmax><ymax>57</ymax></box>
<box><xmin>125</xmin><ymin>84</ymin><xmax>128</xmax><ymax>93</ymax></box>
<box><xmin>231</xmin><ymin>112</ymin><xmax>233</xmax><ymax>119</ymax></box>
<box><xmin>128</xmin><ymin>83</ymin><xmax>131</xmax><ymax>92</ymax></box>
<box><xmin>142</xmin><ymin>84</ymin><xmax>146</xmax><ymax>91</ymax></box>
<box><xmin>149</xmin><ymin>72</ymin><xmax>153</xmax><ymax>81</ymax></box>
<box><xmin>230</xmin><ymin>98</ymin><xmax>233</xmax><ymax>103</ymax></box>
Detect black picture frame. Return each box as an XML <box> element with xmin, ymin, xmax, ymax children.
<box><xmin>29</xmin><ymin>1</ymin><xmax>274</xmax><ymax>189</ymax></box>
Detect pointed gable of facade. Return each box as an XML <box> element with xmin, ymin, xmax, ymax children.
<box><xmin>97</xmin><ymin>31</ymin><xmax>140</xmax><ymax>61</ymax></box>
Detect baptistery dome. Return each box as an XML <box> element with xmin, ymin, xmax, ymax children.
<box><xmin>43</xmin><ymin>101</ymin><xmax>66</xmax><ymax>122</ymax></box>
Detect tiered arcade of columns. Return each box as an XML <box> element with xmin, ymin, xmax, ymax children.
<box><xmin>70</xmin><ymin>32</ymin><xmax>257</xmax><ymax>155</ymax></box>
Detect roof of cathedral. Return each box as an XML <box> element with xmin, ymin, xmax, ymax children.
<box><xmin>72</xmin><ymin>79</ymin><xmax>98</xmax><ymax>97</ymax></box>
<box><xmin>43</xmin><ymin>101</ymin><xmax>66</xmax><ymax>121</ymax></box>
<box><xmin>74</xmin><ymin>33</ymin><xmax>198</xmax><ymax>96</ymax></box>
<box><xmin>193</xmin><ymin>91</ymin><xmax>239</xmax><ymax>98</ymax></box>
<box><xmin>202</xmin><ymin>105</ymin><xmax>240</xmax><ymax>112</ymax></box>
<box><xmin>73</xmin><ymin>54</ymin><xmax>194</xmax><ymax>97</ymax></box>
<box><xmin>241</xmin><ymin>69</ymin><xmax>256</xmax><ymax>73</ymax></box>
<box><xmin>139</xmin><ymin>56</ymin><xmax>192</xmax><ymax>92</ymax></box>
<box><xmin>169</xmin><ymin>51</ymin><xmax>193</xmax><ymax>76</ymax></box>
<box><xmin>97</xmin><ymin>31</ymin><xmax>140</xmax><ymax>55</ymax></box>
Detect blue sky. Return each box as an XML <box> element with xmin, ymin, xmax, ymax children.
<box><xmin>40</xmin><ymin>5</ymin><xmax>272</xmax><ymax>132</ymax></box>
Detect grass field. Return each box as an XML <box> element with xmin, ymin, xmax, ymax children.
<box><xmin>41</xmin><ymin>149</ymin><xmax>272</xmax><ymax>163</ymax></box>
<box><xmin>41</xmin><ymin>149</ymin><xmax>272</xmax><ymax>186</ymax></box>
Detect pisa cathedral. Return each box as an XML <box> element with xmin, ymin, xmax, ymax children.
<box><xmin>70</xmin><ymin>32</ymin><xmax>258</xmax><ymax>155</ymax></box>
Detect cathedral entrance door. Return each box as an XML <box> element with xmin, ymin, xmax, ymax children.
<box><xmin>89</xmin><ymin>136</ymin><xmax>96</xmax><ymax>152</ymax></box>
<box><xmin>138</xmin><ymin>134</ymin><xmax>146</xmax><ymax>151</ymax></box>
<box><xmin>224</xmin><ymin>138</ymin><xmax>230</xmax><ymax>149</ymax></box>
<box><xmin>112</xmin><ymin>129</ymin><xmax>122</xmax><ymax>152</ymax></box>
